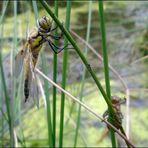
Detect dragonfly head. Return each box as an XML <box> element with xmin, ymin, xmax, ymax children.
<box><xmin>37</xmin><ymin>16</ymin><xmax>52</xmax><ymax>33</ymax></box>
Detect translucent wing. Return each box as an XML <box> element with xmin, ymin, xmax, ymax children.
<box><xmin>15</xmin><ymin>43</ymin><xmax>28</xmax><ymax>78</ymax></box>
<box><xmin>15</xmin><ymin>49</ymin><xmax>25</xmax><ymax>78</ymax></box>
<box><xmin>30</xmin><ymin>73</ymin><xmax>40</xmax><ymax>108</ymax></box>
<box><xmin>29</xmin><ymin>54</ymin><xmax>40</xmax><ymax>108</ymax></box>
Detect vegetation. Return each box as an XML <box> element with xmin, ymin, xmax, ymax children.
<box><xmin>0</xmin><ymin>1</ymin><xmax>148</xmax><ymax>147</ymax></box>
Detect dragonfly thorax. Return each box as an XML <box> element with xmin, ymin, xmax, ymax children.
<box><xmin>28</xmin><ymin>28</ymin><xmax>43</xmax><ymax>49</ymax></box>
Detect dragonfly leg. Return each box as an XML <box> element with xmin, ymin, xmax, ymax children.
<box><xmin>48</xmin><ymin>33</ymin><xmax>63</xmax><ymax>40</ymax></box>
<box><xmin>47</xmin><ymin>40</ymin><xmax>67</xmax><ymax>54</ymax></box>
<box><xmin>47</xmin><ymin>39</ymin><xmax>67</xmax><ymax>54</ymax></box>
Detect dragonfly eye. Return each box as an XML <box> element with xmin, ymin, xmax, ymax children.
<box><xmin>38</xmin><ymin>16</ymin><xmax>52</xmax><ymax>32</ymax></box>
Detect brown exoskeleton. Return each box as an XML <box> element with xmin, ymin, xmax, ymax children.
<box><xmin>97</xmin><ymin>96</ymin><xmax>126</xmax><ymax>144</ymax></box>
<box><xmin>103</xmin><ymin>96</ymin><xmax>126</xmax><ymax>129</ymax></box>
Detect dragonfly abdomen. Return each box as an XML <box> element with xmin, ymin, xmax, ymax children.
<box><xmin>24</xmin><ymin>79</ymin><xmax>29</xmax><ymax>102</ymax></box>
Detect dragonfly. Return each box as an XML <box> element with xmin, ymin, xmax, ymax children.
<box><xmin>15</xmin><ymin>16</ymin><xmax>66</xmax><ymax>104</ymax></box>
<box><xmin>103</xmin><ymin>96</ymin><xmax>126</xmax><ymax>129</ymax></box>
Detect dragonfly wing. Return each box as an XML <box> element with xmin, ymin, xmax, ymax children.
<box><xmin>15</xmin><ymin>43</ymin><xmax>29</xmax><ymax>78</ymax></box>
<box><xmin>15</xmin><ymin>50</ymin><xmax>25</xmax><ymax>78</ymax></box>
<box><xmin>30</xmin><ymin>73</ymin><xmax>40</xmax><ymax>108</ymax></box>
<box><xmin>29</xmin><ymin>54</ymin><xmax>40</xmax><ymax>108</ymax></box>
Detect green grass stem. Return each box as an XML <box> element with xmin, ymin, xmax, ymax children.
<box><xmin>74</xmin><ymin>1</ymin><xmax>92</xmax><ymax>147</ymax></box>
<box><xmin>41</xmin><ymin>51</ymin><xmax>53</xmax><ymax>147</ymax></box>
<box><xmin>13</xmin><ymin>0</ymin><xmax>18</xmax><ymax>119</ymax></box>
<box><xmin>9</xmin><ymin>1</ymin><xmax>18</xmax><ymax>146</ymax></box>
<box><xmin>0</xmin><ymin>15</ymin><xmax>13</xmax><ymax>148</ymax></box>
<box><xmin>0</xmin><ymin>2</ymin><xmax>7</xmax><ymax>144</ymax></box>
<box><xmin>32</xmin><ymin>1</ymin><xmax>39</xmax><ymax>23</ymax></box>
<box><xmin>59</xmin><ymin>1</ymin><xmax>71</xmax><ymax>147</ymax></box>
<box><xmin>98</xmin><ymin>1</ymin><xmax>116</xmax><ymax>147</ymax></box>
<box><xmin>0</xmin><ymin>1</ymin><xmax>14</xmax><ymax>146</ymax></box>
<box><xmin>0</xmin><ymin>1</ymin><xmax>12</xmax><ymax>146</ymax></box>
<box><xmin>52</xmin><ymin>1</ymin><xmax>59</xmax><ymax>146</ymax></box>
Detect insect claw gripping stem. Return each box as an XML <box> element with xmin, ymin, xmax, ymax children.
<box><xmin>47</xmin><ymin>40</ymin><xmax>67</xmax><ymax>54</ymax></box>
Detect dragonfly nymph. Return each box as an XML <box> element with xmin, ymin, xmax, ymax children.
<box><xmin>103</xmin><ymin>96</ymin><xmax>126</xmax><ymax>129</ymax></box>
<box><xmin>15</xmin><ymin>16</ymin><xmax>66</xmax><ymax>104</ymax></box>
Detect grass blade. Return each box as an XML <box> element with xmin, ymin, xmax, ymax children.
<box><xmin>41</xmin><ymin>51</ymin><xmax>53</xmax><ymax>147</ymax></box>
<box><xmin>32</xmin><ymin>0</ymin><xmax>39</xmax><ymax>22</ymax></box>
<box><xmin>12</xmin><ymin>0</ymin><xmax>17</xmax><ymax>115</ymax></box>
<box><xmin>59</xmin><ymin>1</ymin><xmax>71</xmax><ymax>147</ymax></box>
<box><xmin>0</xmin><ymin>1</ymin><xmax>13</xmax><ymax>146</ymax></box>
<box><xmin>52</xmin><ymin>1</ymin><xmax>59</xmax><ymax>146</ymax></box>
<box><xmin>98</xmin><ymin>1</ymin><xmax>116</xmax><ymax>147</ymax></box>
<box><xmin>0</xmin><ymin>2</ymin><xmax>7</xmax><ymax>144</ymax></box>
<box><xmin>8</xmin><ymin>1</ymin><xmax>18</xmax><ymax>146</ymax></box>
<box><xmin>74</xmin><ymin>1</ymin><xmax>92</xmax><ymax>147</ymax></box>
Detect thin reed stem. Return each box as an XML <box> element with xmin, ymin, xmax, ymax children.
<box><xmin>53</xmin><ymin>1</ymin><xmax>59</xmax><ymax>146</ymax></box>
<box><xmin>9</xmin><ymin>1</ymin><xmax>18</xmax><ymax>146</ymax></box>
<box><xmin>74</xmin><ymin>1</ymin><xmax>92</xmax><ymax>147</ymax></box>
<box><xmin>0</xmin><ymin>1</ymin><xmax>9</xmax><ymax>145</ymax></box>
<box><xmin>41</xmin><ymin>52</ymin><xmax>53</xmax><ymax>147</ymax></box>
<box><xmin>59</xmin><ymin>1</ymin><xmax>71</xmax><ymax>147</ymax></box>
<box><xmin>98</xmin><ymin>1</ymin><xmax>116</xmax><ymax>147</ymax></box>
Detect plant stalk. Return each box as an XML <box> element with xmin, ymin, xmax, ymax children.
<box><xmin>53</xmin><ymin>1</ymin><xmax>59</xmax><ymax>146</ymax></box>
<box><xmin>59</xmin><ymin>1</ymin><xmax>71</xmax><ymax>147</ymax></box>
<box><xmin>98</xmin><ymin>1</ymin><xmax>116</xmax><ymax>147</ymax></box>
<box><xmin>74</xmin><ymin>1</ymin><xmax>92</xmax><ymax>147</ymax></box>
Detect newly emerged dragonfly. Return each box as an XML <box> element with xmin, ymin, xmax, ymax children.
<box><xmin>15</xmin><ymin>16</ymin><xmax>66</xmax><ymax>104</ymax></box>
